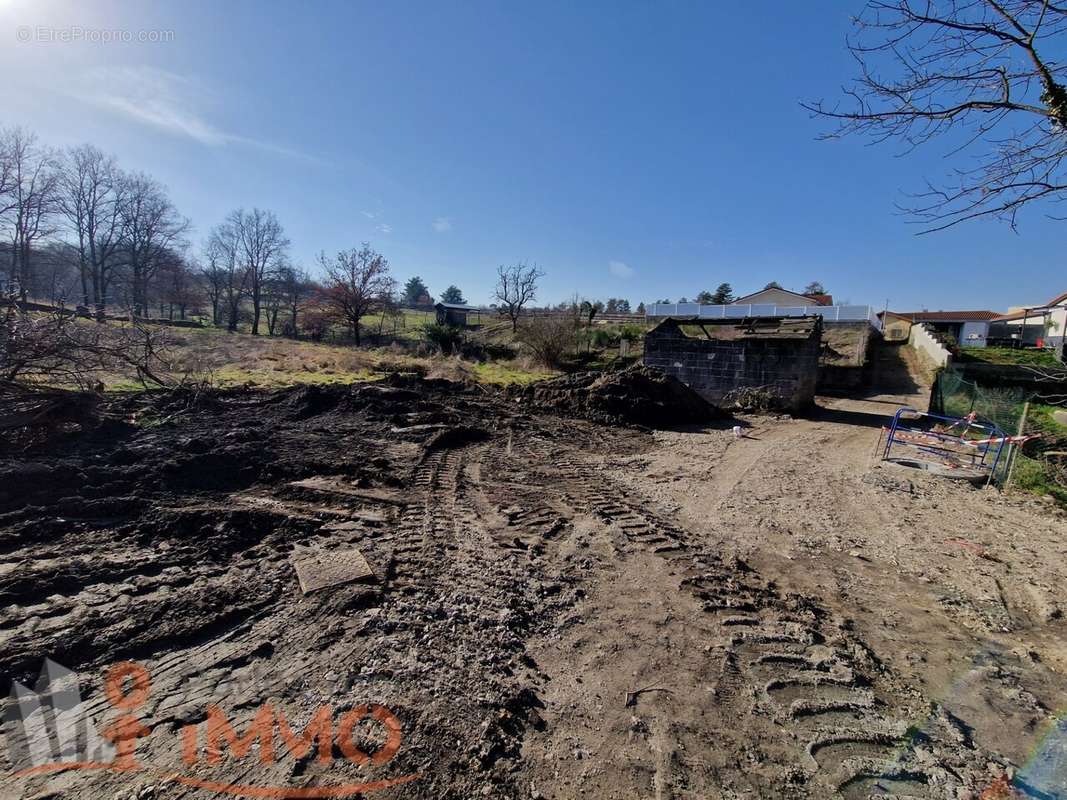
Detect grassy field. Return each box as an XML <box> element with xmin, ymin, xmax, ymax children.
<box><xmin>98</xmin><ymin>321</ymin><xmax>554</xmax><ymax>391</ymax></box>
<box><xmin>35</xmin><ymin>306</ymin><xmax>643</xmax><ymax>392</ymax></box>
<box><xmin>958</xmin><ymin>346</ymin><xmax>1064</xmax><ymax>367</ymax></box>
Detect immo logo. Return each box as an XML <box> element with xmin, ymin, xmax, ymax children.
<box><xmin>4</xmin><ymin>659</ymin><xmax>419</xmax><ymax>798</ymax></box>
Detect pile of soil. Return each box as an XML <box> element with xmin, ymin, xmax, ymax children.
<box><xmin>517</xmin><ymin>364</ymin><xmax>721</xmax><ymax>427</ymax></box>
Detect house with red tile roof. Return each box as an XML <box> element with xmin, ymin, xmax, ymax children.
<box><xmin>884</xmin><ymin>310</ymin><xmax>1002</xmax><ymax>348</ymax></box>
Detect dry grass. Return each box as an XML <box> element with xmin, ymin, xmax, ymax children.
<box><xmin>98</xmin><ymin>325</ymin><xmax>553</xmax><ymax>390</ymax></box>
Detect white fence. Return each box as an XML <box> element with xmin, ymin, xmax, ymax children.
<box><xmin>646</xmin><ymin>303</ymin><xmax>881</xmax><ymax>329</ymax></box>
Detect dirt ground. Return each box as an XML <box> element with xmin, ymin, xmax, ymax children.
<box><xmin>2</xmin><ymin>354</ymin><xmax>1066</xmax><ymax>799</ymax></box>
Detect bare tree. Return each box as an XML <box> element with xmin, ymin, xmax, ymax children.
<box><xmin>262</xmin><ymin>264</ymin><xmax>290</xmax><ymax>336</ymax></box>
<box><xmin>275</xmin><ymin>263</ymin><xmax>312</xmax><ymax>337</ymax></box>
<box><xmin>198</xmin><ymin>255</ymin><xmax>226</xmax><ymax>326</ymax></box>
<box><xmin>156</xmin><ymin>254</ymin><xmax>197</xmax><ymax>320</ymax></box>
<box><xmin>119</xmin><ymin>173</ymin><xmax>188</xmax><ymax>316</ymax></box>
<box><xmin>36</xmin><ymin>242</ymin><xmax>81</xmax><ymax>306</ymax></box>
<box><xmin>58</xmin><ymin>145</ymin><xmax>127</xmax><ymax>318</ymax></box>
<box><xmin>318</xmin><ymin>244</ymin><xmax>395</xmax><ymax>345</ymax></box>
<box><xmin>494</xmin><ymin>262</ymin><xmax>544</xmax><ymax>332</ymax></box>
<box><xmin>204</xmin><ymin>223</ymin><xmax>248</xmax><ymax>332</ymax></box>
<box><xmin>229</xmin><ymin>208</ymin><xmax>288</xmax><ymax>335</ymax></box>
<box><xmin>0</xmin><ymin>128</ymin><xmax>60</xmax><ymax>299</ymax></box>
<box><xmin>806</xmin><ymin>1</ymin><xmax>1067</xmax><ymax>232</ymax></box>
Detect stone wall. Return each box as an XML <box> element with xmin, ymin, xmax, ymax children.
<box><xmin>643</xmin><ymin>318</ymin><xmax>822</xmax><ymax>411</ymax></box>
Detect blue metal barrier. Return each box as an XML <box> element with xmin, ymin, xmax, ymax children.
<box><xmin>882</xmin><ymin>407</ymin><xmax>1009</xmax><ymax>484</ymax></box>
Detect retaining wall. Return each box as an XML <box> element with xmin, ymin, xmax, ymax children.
<box><xmin>908</xmin><ymin>322</ymin><xmax>952</xmax><ymax>369</ymax></box>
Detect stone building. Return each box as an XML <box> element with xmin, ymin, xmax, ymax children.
<box><xmin>643</xmin><ymin>316</ymin><xmax>822</xmax><ymax>411</ymax></box>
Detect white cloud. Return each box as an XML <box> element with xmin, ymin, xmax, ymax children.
<box><xmin>362</xmin><ymin>211</ymin><xmax>378</xmax><ymax>220</ymax></box>
<box><xmin>70</xmin><ymin>66</ymin><xmax>318</xmax><ymax>161</ymax></box>
<box><xmin>432</xmin><ymin>217</ymin><xmax>452</xmax><ymax>233</ymax></box>
<box><xmin>609</xmin><ymin>260</ymin><xmax>635</xmax><ymax>278</ymax></box>
<box><xmin>376</xmin><ymin>223</ymin><xmax>393</xmax><ymax>235</ymax></box>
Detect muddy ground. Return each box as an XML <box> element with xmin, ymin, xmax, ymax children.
<box><xmin>1</xmin><ymin>361</ymin><xmax>1066</xmax><ymax>799</ymax></box>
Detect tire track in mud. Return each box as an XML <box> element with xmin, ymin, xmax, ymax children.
<box><xmin>499</xmin><ymin>422</ymin><xmax>995</xmax><ymax>798</ymax></box>
<box><xmin>0</xmin><ymin>382</ymin><xmax>1012</xmax><ymax>799</ymax></box>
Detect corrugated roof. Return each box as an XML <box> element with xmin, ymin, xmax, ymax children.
<box><xmin>435</xmin><ymin>302</ymin><xmax>481</xmax><ymax>311</ymax></box>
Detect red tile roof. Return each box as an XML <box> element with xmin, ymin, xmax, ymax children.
<box><xmin>892</xmin><ymin>310</ymin><xmax>1001</xmax><ymax>322</ymax></box>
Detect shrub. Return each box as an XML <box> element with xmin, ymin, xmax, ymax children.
<box><xmin>483</xmin><ymin>341</ymin><xmax>517</xmax><ymax>361</ymax></box>
<box><xmin>590</xmin><ymin>328</ymin><xmax>617</xmax><ymax>348</ymax></box>
<box><xmin>518</xmin><ymin>316</ymin><xmax>577</xmax><ymax>368</ymax></box>
<box><xmin>422</xmin><ymin>323</ymin><xmax>465</xmax><ymax>354</ymax></box>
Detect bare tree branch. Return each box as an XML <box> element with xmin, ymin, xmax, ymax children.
<box><xmin>494</xmin><ymin>263</ymin><xmax>545</xmax><ymax>332</ymax></box>
<box><xmin>805</xmin><ymin>0</ymin><xmax>1067</xmax><ymax>232</ymax></box>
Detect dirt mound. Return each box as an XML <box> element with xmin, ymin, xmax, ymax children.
<box><xmin>519</xmin><ymin>365</ymin><xmax>721</xmax><ymax>427</ymax></box>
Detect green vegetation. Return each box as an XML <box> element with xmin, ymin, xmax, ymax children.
<box><xmin>957</xmin><ymin>347</ymin><xmax>1063</xmax><ymax>367</ymax></box>
<box><xmin>422</xmin><ymin>322</ymin><xmax>465</xmax><ymax>354</ymax></box>
<box><xmin>1011</xmin><ymin>403</ymin><xmax>1067</xmax><ymax>507</ymax></box>
<box><xmin>468</xmin><ymin>360</ymin><xmax>555</xmax><ymax>385</ymax></box>
<box><xmin>36</xmin><ymin>301</ymin><xmax>656</xmax><ymax>393</ymax></box>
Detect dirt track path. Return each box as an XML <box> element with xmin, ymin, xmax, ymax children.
<box><xmin>569</xmin><ymin>349</ymin><xmax>1067</xmax><ymax>798</ymax></box>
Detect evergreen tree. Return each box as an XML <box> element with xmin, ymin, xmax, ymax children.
<box><xmin>403</xmin><ymin>275</ymin><xmax>431</xmax><ymax>305</ymax></box>
<box><xmin>440</xmin><ymin>285</ymin><xmax>465</xmax><ymax>304</ymax></box>
<box><xmin>711</xmin><ymin>283</ymin><xmax>734</xmax><ymax>304</ymax></box>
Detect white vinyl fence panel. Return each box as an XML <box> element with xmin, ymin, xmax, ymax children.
<box><xmin>647</xmin><ymin>303</ymin><xmax>881</xmax><ymax>329</ymax></box>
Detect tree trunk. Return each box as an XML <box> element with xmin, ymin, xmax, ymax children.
<box><xmin>78</xmin><ymin>254</ymin><xmax>90</xmax><ymax>310</ymax></box>
<box><xmin>17</xmin><ymin>241</ymin><xmax>31</xmax><ymax>302</ymax></box>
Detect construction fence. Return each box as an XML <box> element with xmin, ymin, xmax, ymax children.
<box><xmin>931</xmin><ymin>367</ymin><xmax>1030</xmax><ymax>436</ymax></box>
<box><xmin>931</xmin><ymin>367</ymin><xmax>1066</xmax><ymax>496</ymax></box>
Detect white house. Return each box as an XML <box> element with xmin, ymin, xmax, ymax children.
<box><xmin>989</xmin><ymin>290</ymin><xmax>1067</xmax><ymax>349</ymax></box>
<box><xmin>890</xmin><ymin>310</ymin><xmax>1001</xmax><ymax>348</ymax></box>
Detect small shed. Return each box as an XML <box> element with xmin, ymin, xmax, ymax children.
<box><xmin>434</xmin><ymin>302</ymin><xmax>482</xmax><ymax>328</ymax></box>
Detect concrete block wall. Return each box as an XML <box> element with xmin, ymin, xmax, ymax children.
<box><xmin>643</xmin><ymin>323</ymin><xmax>821</xmax><ymax>411</ymax></box>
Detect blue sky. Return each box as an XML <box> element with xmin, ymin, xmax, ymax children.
<box><xmin>0</xmin><ymin>0</ymin><xmax>1060</xmax><ymax>311</ymax></box>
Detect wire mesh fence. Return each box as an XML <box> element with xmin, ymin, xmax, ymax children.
<box><xmin>932</xmin><ymin>367</ymin><xmax>1066</xmax><ymax>499</ymax></box>
<box><xmin>931</xmin><ymin>367</ymin><xmax>1030</xmax><ymax>435</ymax></box>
